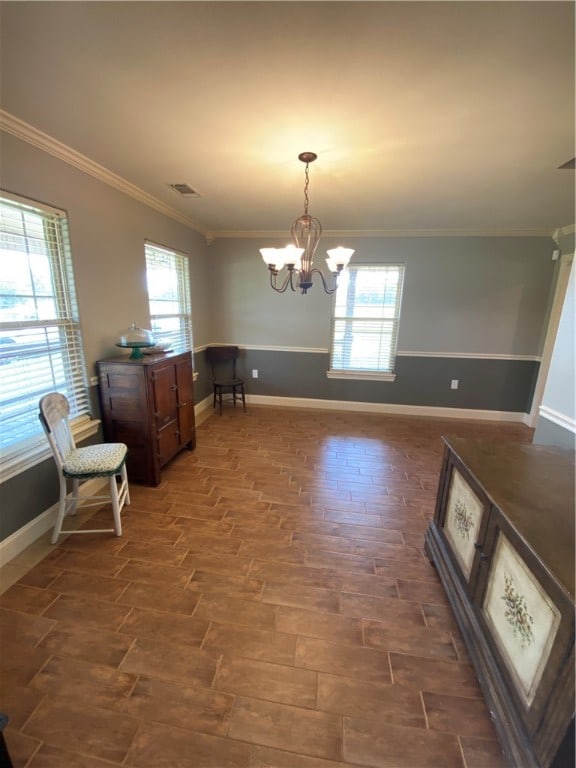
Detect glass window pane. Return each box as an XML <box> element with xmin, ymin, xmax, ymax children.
<box><xmin>0</xmin><ymin>197</ymin><xmax>89</xmax><ymax>452</ymax></box>
<box><xmin>330</xmin><ymin>264</ymin><xmax>404</xmax><ymax>373</ymax></box>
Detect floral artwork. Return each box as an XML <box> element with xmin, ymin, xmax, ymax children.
<box><xmin>483</xmin><ymin>532</ymin><xmax>561</xmax><ymax>705</ymax></box>
<box><xmin>443</xmin><ymin>469</ymin><xmax>484</xmax><ymax>579</ymax></box>
<box><xmin>454</xmin><ymin>499</ymin><xmax>474</xmax><ymax>540</ymax></box>
<box><xmin>502</xmin><ymin>574</ymin><xmax>534</xmax><ymax>648</ymax></box>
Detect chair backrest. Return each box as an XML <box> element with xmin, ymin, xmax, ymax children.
<box><xmin>205</xmin><ymin>346</ymin><xmax>239</xmax><ymax>380</ymax></box>
<box><xmin>38</xmin><ymin>393</ymin><xmax>76</xmax><ymax>471</ymax></box>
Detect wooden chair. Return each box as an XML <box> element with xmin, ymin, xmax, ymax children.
<box><xmin>38</xmin><ymin>393</ymin><xmax>130</xmax><ymax>544</ymax></box>
<box><xmin>205</xmin><ymin>346</ymin><xmax>246</xmax><ymax>415</ymax></box>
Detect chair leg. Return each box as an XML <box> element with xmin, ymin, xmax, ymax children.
<box><xmin>109</xmin><ymin>475</ymin><xmax>123</xmax><ymax>537</ymax></box>
<box><xmin>71</xmin><ymin>478</ymin><xmax>80</xmax><ymax>516</ymax></box>
<box><xmin>241</xmin><ymin>385</ymin><xmax>246</xmax><ymax>412</ymax></box>
<box><xmin>218</xmin><ymin>387</ymin><xmax>223</xmax><ymax>416</ymax></box>
<box><xmin>121</xmin><ymin>464</ymin><xmax>130</xmax><ymax>506</ymax></box>
<box><xmin>51</xmin><ymin>475</ymin><xmax>68</xmax><ymax>544</ymax></box>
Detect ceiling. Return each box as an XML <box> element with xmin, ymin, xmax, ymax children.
<box><xmin>0</xmin><ymin>1</ymin><xmax>574</xmax><ymax>240</ymax></box>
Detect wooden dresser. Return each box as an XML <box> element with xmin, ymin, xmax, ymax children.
<box><xmin>425</xmin><ymin>437</ymin><xmax>575</xmax><ymax>768</ymax></box>
<box><xmin>97</xmin><ymin>351</ymin><xmax>196</xmax><ymax>486</ymax></box>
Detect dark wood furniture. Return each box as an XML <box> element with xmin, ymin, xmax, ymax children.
<box><xmin>205</xmin><ymin>345</ymin><xmax>246</xmax><ymax>415</ymax></box>
<box><xmin>425</xmin><ymin>437</ymin><xmax>575</xmax><ymax>768</ymax></box>
<box><xmin>97</xmin><ymin>351</ymin><xmax>196</xmax><ymax>486</ymax></box>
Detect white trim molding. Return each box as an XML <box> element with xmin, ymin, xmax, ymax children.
<box><xmin>0</xmin><ymin>112</ymin><xmax>559</xmax><ymax>243</ymax></box>
<box><xmin>538</xmin><ymin>405</ymin><xmax>576</xmax><ymax>435</ymax></box>
<box><xmin>0</xmin><ymin>477</ymin><xmax>106</xmax><ymax>565</ymax></box>
<box><xmin>209</xmin><ymin>228</ymin><xmax>553</xmax><ymax>239</ymax></box>
<box><xmin>245</xmin><ymin>394</ymin><xmax>527</xmax><ymax>423</ymax></box>
<box><xmin>0</xmin><ymin>110</ymin><xmax>206</xmax><ymax>236</ymax></box>
<box><xmin>195</xmin><ymin>344</ymin><xmax>540</xmax><ymax>360</ymax></box>
<box><xmin>198</xmin><ymin>343</ymin><xmax>329</xmax><ymax>354</ymax></box>
<box><xmin>397</xmin><ymin>351</ymin><xmax>541</xmax><ymax>362</ymax></box>
<box><xmin>194</xmin><ymin>394</ymin><xmax>214</xmax><ymax>424</ymax></box>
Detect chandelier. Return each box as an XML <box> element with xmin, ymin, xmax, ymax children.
<box><xmin>260</xmin><ymin>152</ymin><xmax>354</xmax><ymax>294</ymax></box>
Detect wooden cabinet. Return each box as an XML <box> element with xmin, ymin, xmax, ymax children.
<box><xmin>425</xmin><ymin>437</ymin><xmax>574</xmax><ymax>768</ymax></box>
<box><xmin>97</xmin><ymin>352</ymin><xmax>196</xmax><ymax>486</ymax></box>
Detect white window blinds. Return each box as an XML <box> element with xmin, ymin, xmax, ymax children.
<box><xmin>0</xmin><ymin>194</ymin><xmax>89</xmax><ymax>452</ymax></box>
<box><xmin>330</xmin><ymin>263</ymin><xmax>405</xmax><ymax>374</ymax></box>
<box><xmin>145</xmin><ymin>242</ymin><xmax>192</xmax><ymax>353</ymax></box>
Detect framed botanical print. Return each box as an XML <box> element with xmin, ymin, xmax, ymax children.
<box><xmin>482</xmin><ymin>531</ymin><xmax>562</xmax><ymax>707</ymax></box>
<box><xmin>442</xmin><ymin>468</ymin><xmax>484</xmax><ymax>580</ymax></box>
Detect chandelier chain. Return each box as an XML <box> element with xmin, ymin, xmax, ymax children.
<box><xmin>303</xmin><ymin>163</ymin><xmax>310</xmax><ymax>215</ymax></box>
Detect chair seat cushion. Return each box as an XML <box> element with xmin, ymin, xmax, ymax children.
<box><xmin>63</xmin><ymin>443</ymin><xmax>127</xmax><ymax>478</ymax></box>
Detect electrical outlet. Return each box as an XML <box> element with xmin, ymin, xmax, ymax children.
<box><xmin>451</xmin><ymin>379</ymin><xmax>459</xmax><ymax>390</ymax></box>
<box><xmin>252</xmin><ymin>369</ymin><xmax>259</xmax><ymax>379</ymax></box>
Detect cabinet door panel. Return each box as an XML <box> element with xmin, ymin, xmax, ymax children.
<box><xmin>150</xmin><ymin>364</ymin><xmax>178</xmax><ymax>428</ymax></box>
<box><xmin>482</xmin><ymin>530</ymin><xmax>561</xmax><ymax>707</ymax></box>
<box><xmin>443</xmin><ymin>468</ymin><xmax>484</xmax><ymax>580</ymax></box>
<box><xmin>175</xmin><ymin>356</ymin><xmax>195</xmax><ymax>447</ymax></box>
<box><xmin>477</xmin><ymin>510</ymin><xmax>574</xmax><ymax>745</ymax></box>
<box><xmin>156</xmin><ymin>422</ymin><xmax>181</xmax><ymax>465</ymax></box>
<box><xmin>436</xmin><ymin>454</ymin><xmax>491</xmax><ymax>594</ymax></box>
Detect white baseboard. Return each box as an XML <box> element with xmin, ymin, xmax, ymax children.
<box><xmin>538</xmin><ymin>405</ymin><xmax>576</xmax><ymax>434</ymax></box>
<box><xmin>0</xmin><ymin>478</ymin><xmax>106</xmax><ymax>565</ymax></box>
<box><xmin>245</xmin><ymin>394</ymin><xmax>528</xmax><ymax>423</ymax></box>
<box><xmin>194</xmin><ymin>395</ymin><xmax>214</xmax><ymax>424</ymax></box>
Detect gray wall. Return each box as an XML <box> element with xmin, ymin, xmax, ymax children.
<box><xmin>0</xmin><ymin>130</ymin><xmax>562</xmax><ymax>542</ymax></box>
<box><xmin>209</xmin><ymin>235</ymin><xmax>555</xmax><ymax>354</ymax></box>
<box><xmin>1</xmin><ymin>133</ymin><xmax>213</xmax><ymax>361</ymax></box>
<box><xmin>206</xmin><ymin>234</ymin><xmax>552</xmax><ymax>414</ymax></box>
<box><xmin>1</xmin><ymin>132</ymin><xmax>212</xmax><ymax>540</ymax></box>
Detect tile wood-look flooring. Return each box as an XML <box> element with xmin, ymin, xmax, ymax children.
<box><xmin>0</xmin><ymin>407</ymin><xmax>533</xmax><ymax>768</ymax></box>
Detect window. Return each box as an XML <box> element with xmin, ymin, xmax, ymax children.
<box><xmin>145</xmin><ymin>242</ymin><xmax>192</xmax><ymax>352</ymax></box>
<box><xmin>329</xmin><ymin>263</ymin><xmax>405</xmax><ymax>380</ymax></box>
<box><xmin>0</xmin><ymin>193</ymin><xmax>89</xmax><ymax>454</ymax></box>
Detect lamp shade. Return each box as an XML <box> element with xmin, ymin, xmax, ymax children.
<box><xmin>260</xmin><ymin>248</ymin><xmax>286</xmax><ymax>270</ymax></box>
<box><xmin>282</xmin><ymin>244</ymin><xmax>304</xmax><ymax>269</ymax></box>
<box><xmin>326</xmin><ymin>247</ymin><xmax>354</xmax><ymax>273</ymax></box>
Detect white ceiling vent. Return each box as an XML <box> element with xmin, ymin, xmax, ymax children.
<box><xmin>168</xmin><ymin>183</ymin><xmax>200</xmax><ymax>197</ymax></box>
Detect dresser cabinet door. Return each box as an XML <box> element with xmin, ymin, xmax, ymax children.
<box><xmin>175</xmin><ymin>355</ymin><xmax>196</xmax><ymax>449</ymax></box>
<box><xmin>149</xmin><ymin>361</ymin><xmax>180</xmax><ymax>465</ymax></box>
<box><xmin>435</xmin><ymin>451</ymin><xmax>491</xmax><ymax>596</ymax></box>
<box><xmin>476</xmin><ymin>509</ymin><xmax>575</xmax><ymax>764</ymax></box>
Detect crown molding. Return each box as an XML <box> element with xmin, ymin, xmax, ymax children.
<box><xmin>0</xmin><ymin>110</ymin><xmax>208</xmax><ymax>237</ymax></box>
<box><xmin>209</xmin><ymin>227</ymin><xmax>554</xmax><ymax>240</ymax></box>
<box><xmin>0</xmin><ymin>111</ymin><xmax>564</xmax><ymax>242</ymax></box>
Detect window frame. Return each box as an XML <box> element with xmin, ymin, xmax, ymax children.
<box><xmin>0</xmin><ymin>191</ymin><xmax>93</xmax><ymax>476</ymax></box>
<box><xmin>144</xmin><ymin>241</ymin><xmax>192</xmax><ymax>353</ymax></box>
<box><xmin>327</xmin><ymin>262</ymin><xmax>405</xmax><ymax>382</ymax></box>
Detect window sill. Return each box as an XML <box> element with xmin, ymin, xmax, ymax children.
<box><xmin>0</xmin><ymin>416</ymin><xmax>101</xmax><ymax>484</ymax></box>
<box><xmin>326</xmin><ymin>370</ymin><xmax>397</xmax><ymax>382</ymax></box>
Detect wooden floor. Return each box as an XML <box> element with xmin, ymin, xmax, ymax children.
<box><xmin>0</xmin><ymin>406</ymin><xmax>534</xmax><ymax>768</ymax></box>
